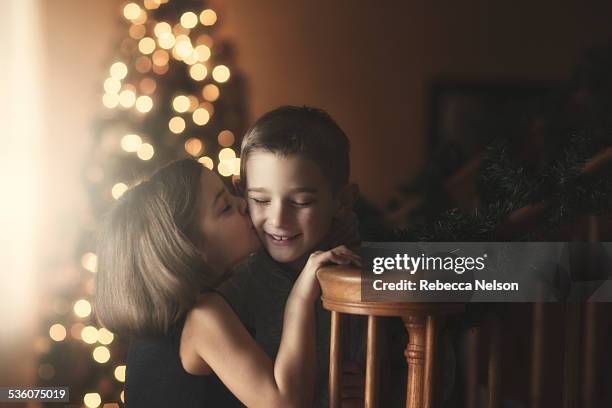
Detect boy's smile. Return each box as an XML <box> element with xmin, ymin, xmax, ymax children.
<box><xmin>245</xmin><ymin>152</ymin><xmax>338</xmax><ymax>264</ymax></box>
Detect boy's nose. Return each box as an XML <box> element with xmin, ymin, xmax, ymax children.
<box><xmin>270</xmin><ymin>202</ymin><xmax>290</xmax><ymax>228</ymax></box>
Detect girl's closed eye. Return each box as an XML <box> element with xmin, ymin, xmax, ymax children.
<box><xmin>249</xmin><ymin>197</ymin><xmax>270</xmax><ymax>205</ymax></box>
<box><xmin>291</xmin><ymin>200</ymin><xmax>313</xmax><ymax>207</ymax></box>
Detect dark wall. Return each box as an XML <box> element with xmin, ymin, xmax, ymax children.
<box><xmin>213</xmin><ymin>0</ymin><xmax>612</xmax><ymax>208</ymax></box>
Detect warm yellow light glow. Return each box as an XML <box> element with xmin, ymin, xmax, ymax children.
<box><xmin>81</xmin><ymin>252</ymin><xmax>97</xmax><ymax>273</ymax></box>
<box><xmin>83</xmin><ymin>393</ymin><xmax>101</xmax><ymax>408</ymax></box>
<box><xmin>114</xmin><ymin>365</ymin><xmax>127</xmax><ymax>382</ymax></box>
<box><xmin>181</xmin><ymin>12</ymin><xmax>198</xmax><ymax>29</ymax></box>
<box><xmin>168</xmin><ymin>116</ymin><xmax>186</xmax><ymax>134</ymax></box>
<box><xmin>212</xmin><ymin>65</ymin><xmax>230</xmax><ymax>83</ymax></box>
<box><xmin>135</xmin><ymin>56</ymin><xmax>152</xmax><ymax>73</ymax></box>
<box><xmin>123</xmin><ymin>3</ymin><xmax>141</xmax><ymax>20</ymax></box>
<box><xmin>219</xmin><ymin>148</ymin><xmax>236</xmax><ymax>162</ymax></box>
<box><xmin>121</xmin><ymin>134</ymin><xmax>142</xmax><ymax>152</ymax></box>
<box><xmin>200</xmin><ymin>9</ymin><xmax>217</xmax><ymax>26</ymax></box>
<box><xmin>152</xmin><ymin>64</ymin><xmax>169</xmax><ymax>75</ymax></box>
<box><xmin>175</xmin><ymin>35</ymin><xmax>193</xmax><ymax>59</ymax></box>
<box><xmin>152</xmin><ymin>49</ymin><xmax>169</xmax><ymax>66</ymax></box>
<box><xmin>138</xmin><ymin>37</ymin><xmax>156</xmax><ymax>54</ymax></box>
<box><xmin>184</xmin><ymin>138</ymin><xmax>203</xmax><ymax>156</ymax></box>
<box><xmin>196</xmin><ymin>34</ymin><xmax>213</xmax><ymax>47</ymax></box>
<box><xmin>49</xmin><ymin>324</ymin><xmax>66</xmax><ymax>342</ymax></box>
<box><xmin>140</xmin><ymin>78</ymin><xmax>157</xmax><ymax>95</ymax></box>
<box><xmin>132</xmin><ymin>9</ymin><xmax>148</xmax><ymax>25</ymax></box>
<box><xmin>112</xmin><ymin>183</ymin><xmax>128</xmax><ymax>199</ymax></box>
<box><xmin>103</xmin><ymin>78</ymin><xmax>121</xmax><ymax>95</ymax></box>
<box><xmin>183</xmin><ymin>50</ymin><xmax>200</xmax><ymax>65</ymax></box>
<box><xmin>173</xmin><ymin>22</ymin><xmax>190</xmax><ymax>36</ymax></box>
<box><xmin>218</xmin><ymin>160</ymin><xmax>233</xmax><ymax>177</ymax></box>
<box><xmin>144</xmin><ymin>0</ymin><xmax>161</xmax><ymax>10</ymax></box>
<box><xmin>129</xmin><ymin>24</ymin><xmax>146</xmax><ymax>40</ymax></box>
<box><xmin>74</xmin><ymin>299</ymin><xmax>92</xmax><ymax>318</ymax></box>
<box><xmin>233</xmin><ymin>158</ymin><xmax>241</xmax><ymax>176</ymax></box>
<box><xmin>98</xmin><ymin>328</ymin><xmax>114</xmax><ymax>345</ymax></box>
<box><xmin>189</xmin><ymin>64</ymin><xmax>207</xmax><ymax>81</ymax></box>
<box><xmin>110</xmin><ymin>62</ymin><xmax>128</xmax><ymax>79</ymax></box>
<box><xmin>192</xmin><ymin>108</ymin><xmax>210</xmax><ymax>126</ymax></box>
<box><xmin>198</xmin><ymin>156</ymin><xmax>214</xmax><ymax>169</ymax></box>
<box><xmin>135</xmin><ymin>95</ymin><xmax>153</xmax><ymax>112</ymax></box>
<box><xmin>120</xmin><ymin>391</ymin><xmax>125</xmax><ymax>403</ymax></box>
<box><xmin>93</xmin><ymin>346</ymin><xmax>111</xmax><ymax>364</ymax></box>
<box><xmin>119</xmin><ymin>90</ymin><xmax>136</xmax><ymax>108</ymax></box>
<box><xmin>154</xmin><ymin>22</ymin><xmax>171</xmax><ymax>37</ymax></box>
<box><xmin>217</xmin><ymin>130</ymin><xmax>234</xmax><ymax>147</ymax></box>
<box><xmin>202</xmin><ymin>84</ymin><xmax>219</xmax><ymax>101</ymax></box>
<box><xmin>137</xmin><ymin>143</ymin><xmax>155</xmax><ymax>160</ymax></box>
<box><xmin>202</xmin><ymin>101</ymin><xmax>215</xmax><ymax>115</ymax></box>
<box><xmin>188</xmin><ymin>95</ymin><xmax>199</xmax><ymax>111</ymax></box>
<box><xmin>135</xmin><ymin>95</ymin><xmax>153</xmax><ymax>113</ymax></box>
<box><xmin>173</xmin><ymin>95</ymin><xmax>190</xmax><ymax>113</ymax></box>
<box><xmin>158</xmin><ymin>32</ymin><xmax>176</xmax><ymax>50</ymax></box>
<box><xmin>70</xmin><ymin>323</ymin><xmax>85</xmax><ymax>340</ymax></box>
<box><xmin>81</xmin><ymin>326</ymin><xmax>98</xmax><ymax>344</ymax></box>
<box><xmin>194</xmin><ymin>45</ymin><xmax>211</xmax><ymax>62</ymax></box>
<box><xmin>103</xmin><ymin>93</ymin><xmax>119</xmax><ymax>108</ymax></box>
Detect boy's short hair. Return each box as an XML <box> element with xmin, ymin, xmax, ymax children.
<box><xmin>240</xmin><ymin>105</ymin><xmax>350</xmax><ymax>193</ymax></box>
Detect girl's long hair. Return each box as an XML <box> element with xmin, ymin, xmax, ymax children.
<box><xmin>95</xmin><ymin>159</ymin><xmax>215</xmax><ymax>338</ymax></box>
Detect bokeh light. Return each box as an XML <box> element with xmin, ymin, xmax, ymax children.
<box><xmin>114</xmin><ymin>365</ymin><xmax>127</xmax><ymax>382</ymax></box>
<box><xmin>103</xmin><ymin>78</ymin><xmax>121</xmax><ymax>95</ymax></box>
<box><xmin>198</xmin><ymin>156</ymin><xmax>214</xmax><ymax>169</ymax></box>
<box><xmin>202</xmin><ymin>84</ymin><xmax>219</xmax><ymax>101</ymax></box>
<box><xmin>172</xmin><ymin>95</ymin><xmax>190</xmax><ymax>113</ymax></box>
<box><xmin>180</xmin><ymin>12</ymin><xmax>198</xmax><ymax>29</ymax></box>
<box><xmin>103</xmin><ymin>93</ymin><xmax>120</xmax><ymax>108</ymax></box>
<box><xmin>81</xmin><ymin>252</ymin><xmax>98</xmax><ymax>273</ymax></box>
<box><xmin>121</xmin><ymin>134</ymin><xmax>142</xmax><ymax>152</ymax></box>
<box><xmin>129</xmin><ymin>24</ymin><xmax>146</xmax><ymax>40</ymax></box>
<box><xmin>184</xmin><ymin>138</ymin><xmax>203</xmax><ymax>156</ymax></box>
<box><xmin>123</xmin><ymin>3</ymin><xmax>141</xmax><ymax>21</ymax></box>
<box><xmin>73</xmin><ymin>299</ymin><xmax>92</xmax><ymax>318</ymax></box>
<box><xmin>192</xmin><ymin>108</ymin><xmax>210</xmax><ymax>125</ymax></box>
<box><xmin>154</xmin><ymin>22</ymin><xmax>171</xmax><ymax>37</ymax></box>
<box><xmin>83</xmin><ymin>393</ymin><xmax>101</xmax><ymax>408</ymax></box>
<box><xmin>81</xmin><ymin>326</ymin><xmax>98</xmax><ymax>344</ymax></box>
<box><xmin>49</xmin><ymin>324</ymin><xmax>66</xmax><ymax>342</ymax></box>
<box><xmin>139</xmin><ymin>78</ymin><xmax>157</xmax><ymax>94</ymax></box>
<box><xmin>135</xmin><ymin>95</ymin><xmax>153</xmax><ymax>113</ymax></box>
<box><xmin>119</xmin><ymin>89</ymin><xmax>136</xmax><ymax>108</ymax></box>
<box><xmin>195</xmin><ymin>44</ymin><xmax>211</xmax><ymax>62</ymax></box>
<box><xmin>93</xmin><ymin>346</ymin><xmax>111</xmax><ymax>364</ymax></box>
<box><xmin>98</xmin><ymin>328</ymin><xmax>114</xmax><ymax>345</ymax></box>
<box><xmin>218</xmin><ymin>147</ymin><xmax>236</xmax><ymax>162</ymax></box>
<box><xmin>189</xmin><ymin>64</ymin><xmax>207</xmax><ymax>81</ymax></box>
<box><xmin>135</xmin><ymin>56</ymin><xmax>152</xmax><ymax>73</ymax></box>
<box><xmin>168</xmin><ymin>116</ymin><xmax>186</xmax><ymax>134</ymax></box>
<box><xmin>218</xmin><ymin>130</ymin><xmax>235</xmax><ymax>147</ymax></box>
<box><xmin>137</xmin><ymin>143</ymin><xmax>154</xmax><ymax>160</ymax></box>
<box><xmin>152</xmin><ymin>49</ymin><xmax>169</xmax><ymax>66</ymax></box>
<box><xmin>111</xmin><ymin>183</ymin><xmax>128</xmax><ymax>199</ymax></box>
<box><xmin>158</xmin><ymin>32</ymin><xmax>176</xmax><ymax>50</ymax></box>
<box><xmin>218</xmin><ymin>160</ymin><xmax>233</xmax><ymax>177</ymax></box>
<box><xmin>200</xmin><ymin>9</ymin><xmax>217</xmax><ymax>26</ymax></box>
<box><xmin>110</xmin><ymin>62</ymin><xmax>128</xmax><ymax>80</ymax></box>
<box><xmin>212</xmin><ymin>65</ymin><xmax>230</xmax><ymax>83</ymax></box>
<box><xmin>138</xmin><ymin>37</ymin><xmax>156</xmax><ymax>54</ymax></box>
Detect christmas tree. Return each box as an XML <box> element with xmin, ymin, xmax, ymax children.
<box><xmin>37</xmin><ymin>1</ymin><xmax>247</xmax><ymax>406</ymax></box>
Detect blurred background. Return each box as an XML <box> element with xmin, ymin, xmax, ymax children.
<box><xmin>1</xmin><ymin>0</ymin><xmax>612</xmax><ymax>407</ymax></box>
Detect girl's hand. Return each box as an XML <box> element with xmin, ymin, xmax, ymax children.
<box><xmin>297</xmin><ymin>245</ymin><xmax>363</xmax><ymax>302</ymax></box>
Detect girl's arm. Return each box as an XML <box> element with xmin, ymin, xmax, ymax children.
<box><xmin>182</xmin><ymin>245</ymin><xmax>362</xmax><ymax>408</ymax></box>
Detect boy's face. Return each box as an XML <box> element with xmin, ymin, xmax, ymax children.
<box><xmin>245</xmin><ymin>151</ymin><xmax>338</xmax><ymax>264</ymax></box>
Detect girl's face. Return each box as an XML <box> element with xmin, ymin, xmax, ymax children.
<box><xmin>194</xmin><ymin>168</ymin><xmax>261</xmax><ymax>275</ymax></box>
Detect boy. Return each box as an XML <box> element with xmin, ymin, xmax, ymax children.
<box><xmin>232</xmin><ymin>105</ymin><xmax>364</xmax><ymax>407</ymax></box>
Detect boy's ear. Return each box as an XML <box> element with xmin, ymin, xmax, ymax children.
<box><xmin>336</xmin><ymin>182</ymin><xmax>359</xmax><ymax>213</ymax></box>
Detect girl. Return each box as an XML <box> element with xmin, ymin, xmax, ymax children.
<box><xmin>95</xmin><ymin>159</ymin><xmax>361</xmax><ymax>407</ymax></box>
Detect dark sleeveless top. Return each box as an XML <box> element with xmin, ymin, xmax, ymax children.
<box><xmin>124</xmin><ymin>313</ymin><xmax>245</xmax><ymax>408</ymax></box>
